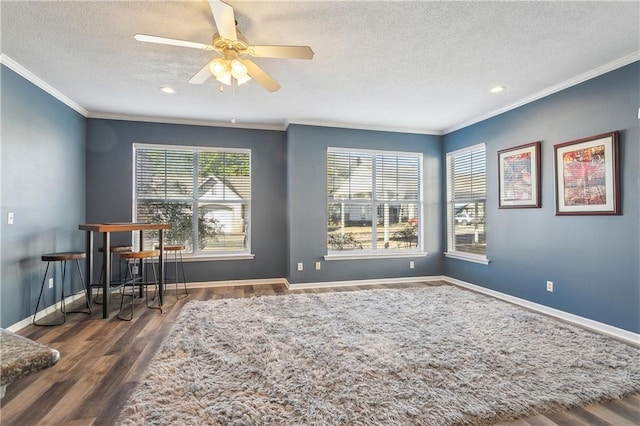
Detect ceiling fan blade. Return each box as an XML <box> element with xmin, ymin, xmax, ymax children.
<box><xmin>134</xmin><ymin>34</ymin><xmax>214</xmax><ymax>50</ymax></box>
<box><xmin>248</xmin><ymin>45</ymin><xmax>314</xmax><ymax>60</ymax></box>
<box><xmin>188</xmin><ymin>61</ymin><xmax>214</xmax><ymax>84</ymax></box>
<box><xmin>209</xmin><ymin>0</ymin><xmax>237</xmax><ymax>41</ymax></box>
<box><xmin>243</xmin><ymin>59</ymin><xmax>281</xmax><ymax>92</ymax></box>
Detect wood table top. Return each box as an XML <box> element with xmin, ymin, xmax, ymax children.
<box><xmin>79</xmin><ymin>223</ymin><xmax>172</xmax><ymax>232</ymax></box>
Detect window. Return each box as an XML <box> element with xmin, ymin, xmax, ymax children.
<box><xmin>445</xmin><ymin>143</ymin><xmax>487</xmax><ymax>263</ymax></box>
<box><xmin>133</xmin><ymin>144</ymin><xmax>250</xmax><ymax>256</ymax></box>
<box><xmin>327</xmin><ymin>148</ymin><xmax>422</xmax><ymax>256</ymax></box>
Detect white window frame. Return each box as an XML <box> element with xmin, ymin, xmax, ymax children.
<box><xmin>445</xmin><ymin>143</ymin><xmax>489</xmax><ymax>265</ymax></box>
<box><xmin>325</xmin><ymin>147</ymin><xmax>425</xmax><ymax>260</ymax></box>
<box><xmin>132</xmin><ymin>143</ymin><xmax>253</xmax><ymax>260</ymax></box>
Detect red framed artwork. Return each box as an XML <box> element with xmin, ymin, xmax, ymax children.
<box><xmin>554</xmin><ymin>132</ymin><xmax>620</xmax><ymax>215</ymax></box>
<box><xmin>498</xmin><ymin>141</ymin><xmax>541</xmax><ymax>208</ymax></box>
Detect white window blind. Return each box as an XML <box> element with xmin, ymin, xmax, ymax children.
<box><xmin>134</xmin><ymin>144</ymin><xmax>251</xmax><ymax>255</ymax></box>
<box><xmin>327</xmin><ymin>148</ymin><xmax>422</xmax><ymax>254</ymax></box>
<box><xmin>446</xmin><ymin>143</ymin><xmax>487</xmax><ymax>259</ymax></box>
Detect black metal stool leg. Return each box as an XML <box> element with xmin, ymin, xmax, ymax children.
<box><xmin>94</xmin><ymin>246</ymin><xmax>130</xmax><ymax>307</ymax></box>
<box><xmin>33</xmin><ymin>261</ymin><xmax>65</xmax><ymax>326</ymax></box>
<box><xmin>173</xmin><ymin>251</ymin><xmax>179</xmax><ymax>298</ymax></box>
<box><xmin>59</xmin><ymin>261</ymin><xmax>67</xmax><ymax>320</ymax></box>
<box><xmin>77</xmin><ymin>259</ymin><xmax>93</xmax><ymax>312</ymax></box>
<box><xmin>118</xmin><ymin>259</ymin><xmax>136</xmax><ymax>321</ymax></box>
<box><xmin>178</xmin><ymin>250</ymin><xmax>188</xmax><ymax>298</ymax></box>
<box><xmin>161</xmin><ymin>247</ymin><xmax>188</xmax><ymax>300</ymax></box>
<box><xmin>95</xmin><ymin>252</ymin><xmax>115</xmax><ymax>305</ymax></box>
<box><xmin>62</xmin><ymin>259</ymin><xmax>92</xmax><ymax>315</ymax></box>
<box><xmin>145</xmin><ymin>257</ymin><xmax>162</xmax><ymax>313</ymax></box>
<box><xmin>117</xmin><ymin>250</ymin><xmax>162</xmax><ymax>320</ymax></box>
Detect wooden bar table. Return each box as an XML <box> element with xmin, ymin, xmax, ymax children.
<box><xmin>78</xmin><ymin>223</ymin><xmax>172</xmax><ymax>319</ymax></box>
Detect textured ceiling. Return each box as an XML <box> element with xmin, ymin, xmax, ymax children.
<box><xmin>1</xmin><ymin>1</ymin><xmax>638</xmax><ymax>134</ymax></box>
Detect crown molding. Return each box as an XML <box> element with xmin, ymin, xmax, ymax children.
<box><xmin>0</xmin><ymin>54</ymin><xmax>89</xmax><ymax>117</ymax></box>
<box><xmin>3</xmin><ymin>51</ymin><xmax>637</xmax><ymax>136</ymax></box>
<box><xmin>87</xmin><ymin>111</ymin><xmax>286</xmax><ymax>132</ymax></box>
<box><xmin>286</xmin><ymin>119</ymin><xmax>442</xmax><ymax>136</ymax></box>
<box><xmin>444</xmin><ymin>51</ymin><xmax>640</xmax><ymax>134</ymax></box>
<box><xmin>0</xmin><ymin>54</ymin><xmax>283</xmax><ymax>131</ymax></box>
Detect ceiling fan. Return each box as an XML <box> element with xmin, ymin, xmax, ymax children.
<box><xmin>134</xmin><ymin>0</ymin><xmax>314</xmax><ymax>92</ymax></box>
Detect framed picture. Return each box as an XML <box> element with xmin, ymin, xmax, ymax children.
<box><xmin>498</xmin><ymin>141</ymin><xmax>541</xmax><ymax>208</ymax></box>
<box><xmin>554</xmin><ymin>131</ymin><xmax>620</xmax><ymax>215</ymax></box>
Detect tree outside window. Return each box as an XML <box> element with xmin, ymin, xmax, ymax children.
<box><xmin>133</xmin><ymin>145</ymin><xmax>250</xmax><ymax>255</ymax></box>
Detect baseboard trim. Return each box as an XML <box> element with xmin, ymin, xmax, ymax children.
<box><xmin>444</xmin><ymin>276</ymin><xmax>640</xmax><ymax>348</ymax></box>
<box><xmin>6</xmin><ymin>292</ymin><xmax>87</xmax><ymax>333</ymax></box>
<box><xmin>287</xmin><ymin>275</ymin><xmax>448</xmax><ymax>290</ymax></box>
<box><xmin>186</xmin><ymin>278</ymin><xmax>290</xmax><ymax>289</ymax></box>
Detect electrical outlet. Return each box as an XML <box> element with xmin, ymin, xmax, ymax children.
<box><xmin>297</xmin><ymin>262</ymin><xmax>303</xmax><ymax>271</ymax></box>
<box><xmin>315</xmin><ymin>262</ymin><xmax>321</xmax><ymax>270</ymax></box>
<box><xmin>546</xmin><ymin>281</ymin><xmax>554</xmax><ymax>292</ymax></box>
<box><xmin>133</xmin><ymin>265</ymin><xmax>139</xmax><ymax>275</ymax></box>
<box><xmin>7</xmin><ymin>212</ymin><xmax>14</xmax><ymax>225</ymax></box>
<box><xmin>48</xmin><ymin>278</ymin><xmax>54</xmax><ymax>289</ymax></box>
<box><xmin>409</xmin><ymin>261</ymin><xmax>415</xmax><ymax>269</ymax></box>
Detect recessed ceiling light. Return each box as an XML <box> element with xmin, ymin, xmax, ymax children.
<box><xmin>490</xmin><ymin>86</ymin><xmax>506</xmax><ymax>94</ymax></box>
<box><xmin>160</xmin><ymin>87</ymin><xmax>176</xmax><ymax>94</ymax></box>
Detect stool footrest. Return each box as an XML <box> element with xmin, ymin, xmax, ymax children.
<box><xmin>90</xmin><ymin>281</ymin><xmax>125</xmax><ymax>288</ymax></box>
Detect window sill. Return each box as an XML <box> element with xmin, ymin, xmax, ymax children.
<box><xmin>325</xmin><ymin>251</ymin><xmax>427</xmax><ymax>261</ymax></box>
<box><xmin>182</xmin><ymin>253</ymin><xmax>255</xmax><ymax>262</ymax></box>
<box><xmin>444</xmin><ymin>251</ymin><xmax>490</xmax><ymax>265</ymax></box>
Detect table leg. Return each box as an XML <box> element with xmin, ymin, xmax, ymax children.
<box><xmin>158</xmin><ymin>229</ymin><xmax>164</xmax><ymax>306</ymax></box>
<box><xmin>139</xmin><ymin>230</ymin><xmax>145</xmax><ymax>298</ymax></box>
<box><xmin>102</xmin><ymin>232</ymin><xmax>111</xmax><ymax>319</ymax></box>
<box><xmin>85</xmin><ymin>231</ymin><xmax>94</xmax><ymax>308</ymax></box>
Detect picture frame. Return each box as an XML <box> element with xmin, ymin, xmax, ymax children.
<box><xmin>498</xmin><ymin>141</ymin><xmax>541</xmax><ymax>208</ymax></box>
<box><xmin>554</xmin><ymin>131</ymin><xmax>620</xmax><ymax>215</ymax></box>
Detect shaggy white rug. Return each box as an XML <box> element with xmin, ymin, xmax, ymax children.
<box><xmin>117</xmin><ymin>285</ymin><xmax>640</xmax><ymax>425</ymax></box>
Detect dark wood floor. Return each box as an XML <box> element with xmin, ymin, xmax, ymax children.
<box><xmin>1</xmin><ymin>282</ymin><xmax>638</xmax><ymax>425</ymax></box>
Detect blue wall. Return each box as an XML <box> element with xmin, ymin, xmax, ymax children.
<box><xmin>2</xmin><ymin>60</ymin><xmax>638</xmax><ymax>334</ymax></box>
<box><xmin>286</xmin><ymin>124</ymin><xmax>443</xmax><ymax>283</ymax></box>
<box><xmin>1</xmin><ymin>65</ymin><xmax>87</xmax><ymax>327</ymax></box>
<box><xmin>86</xmin><ymin>119</ymin><xmax>288</xmax><ymax>283</ymax></box>
<box><xmin>443</xmin><ymin>62</ymin><xmax>640</xmax><ymax>333</ymax></box>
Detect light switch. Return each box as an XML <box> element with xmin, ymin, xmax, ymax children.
<box><xmin>7</xmin><ymin>212</ymin><xmax>14</xmax><ymax>225</ymax></box>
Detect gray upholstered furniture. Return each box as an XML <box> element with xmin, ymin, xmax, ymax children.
<box><xmin>0</xmin><ymin>329</ymin><xmax>60</xmax><ymax>398</ymax></box>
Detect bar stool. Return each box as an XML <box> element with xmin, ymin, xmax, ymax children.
<box><xmin>92</xmin><ymin>245</ymin><xmax>132</xmax><ymax>305</ymax></box>
<box><xmin>117</xmin><ymin>250</ymin><xmax>161</xmax><ymax>321</ymax></box>
<box><xmin>34</xmin><ymin>252</ymin><xmax>92</xmax><ymax>326</ymax></box>
<box><xmin>156</xmin><ymin>244</ymin><xmax>188</xmax><ymax>299</ymax></box>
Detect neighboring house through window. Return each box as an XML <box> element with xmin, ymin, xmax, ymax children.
<box><xmin>327</xmin><ymin>148</ymin><xmax>423</xmax><ymax>256</ymax></box>
<box><xmin>445</xmin><ymin>143</ymin><xmax>488</xmax><ymax>264</ymax></box>
<box><xmin>133</xmin><ymin>144</ymin><xmax>251</xmax><ymax>256</ymax></box>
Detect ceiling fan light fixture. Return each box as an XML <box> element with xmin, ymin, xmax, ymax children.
<box><xmin>216</xmin><ymin>73</ymin><xmax>232</xmax><ymax>86</ymax></box>
<box><xmin>230</xmin><ymin>59</ymin><xmax>248</xmax><ymax>79</ymax></box>
<box><xmin>209</xmin><ymin>58</ymin><xmax>229</xmax><ymax>79</ymax></box>
<box><xmin>209</xmin><ymin>55</ymin><xmax>251</xmax><ymax>86</ymax></box>
<box><xmin>236</xmin><ymin>74</ymin><xmax>252</xmax><ymax>85</ymax></box>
